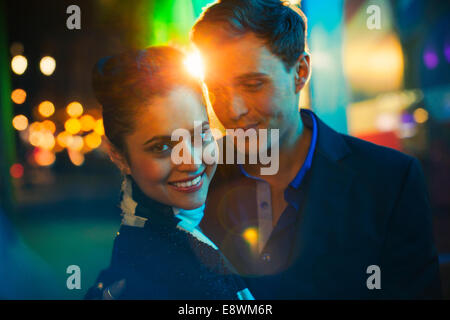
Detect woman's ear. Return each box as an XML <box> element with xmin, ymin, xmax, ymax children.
<box><xmin>104</xmin><ymin>137</ymin><xmax>131</xmax><ymax>175</ymax></box>
<box><xmin>294</xmin><ymin>52</ymin><xmax>310</xmax><ymax>93</ymax></box>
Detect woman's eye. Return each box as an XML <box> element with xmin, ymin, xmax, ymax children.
<box><xmin>149</xmin><ymin>143</ymin><xmax>170</xmax><ymax>153</ymax></box>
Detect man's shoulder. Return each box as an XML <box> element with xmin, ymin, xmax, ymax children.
<box><xmin>339</xmin><ymin>133</ymin><xmax>417</xmax><ymax>173</ymax></box>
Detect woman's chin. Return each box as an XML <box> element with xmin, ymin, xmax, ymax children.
<box><xmin>174</xmin><ymin>197</ymin><xmax>206</xmax><ymax>210</ymax></box>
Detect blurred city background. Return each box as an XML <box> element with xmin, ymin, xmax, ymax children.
<box><xmin>0</xmin><ymin>0</ymin><xmax>449</xmax><ymax>299</ymax></box>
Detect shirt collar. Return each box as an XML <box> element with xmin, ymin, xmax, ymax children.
<box><xmin>238</xmin><ymin>108</ymin><xmax>318</xmax><ymax>190</ymax></box>
<box><xmin>172</xmin><ymin>205</ymin><xmax>205</xmax><ymax>232</ymax></box>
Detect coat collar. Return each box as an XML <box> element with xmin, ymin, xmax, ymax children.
<box><xmin>303</xmin><ymin>109</ymin><xmax>352</xmax><ymax>163</ymax></box>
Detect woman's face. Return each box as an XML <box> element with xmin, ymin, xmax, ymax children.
<box><xmin>120</xmin><ymin>86</ymin><xmax>217</xmax><ymax>210</ymax></box>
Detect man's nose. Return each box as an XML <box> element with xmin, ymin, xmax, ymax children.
<box><xmin>229</xmin><ymin>93</ymin><xmax>248</xmax><ymax>121</ymax></box>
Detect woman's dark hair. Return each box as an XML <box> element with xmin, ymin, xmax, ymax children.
<box><xmin>191</xmin><ymin>0</ymin><xmax>308</xmax><ymax>71</ymax></box>
<box><xmin>92</xmin><ymin>46</ymin><xmax>202</xmax><ymax>157</ymax></box>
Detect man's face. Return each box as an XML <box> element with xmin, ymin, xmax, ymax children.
<box><xmin>200</xmin><ymin>32</ymin><xmax>301</xmax><ymax>151</ymax></box>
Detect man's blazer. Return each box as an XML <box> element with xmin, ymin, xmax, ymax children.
<box><xmin>202</xmin><ymin>111</ymin><xmax>442</xmax><ymax>299</ymax></box>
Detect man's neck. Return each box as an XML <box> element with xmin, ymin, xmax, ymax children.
<box><xmin>242</xmin><ymin>113</ymin><xmax>312</xmax><ymax>189</ymax></box>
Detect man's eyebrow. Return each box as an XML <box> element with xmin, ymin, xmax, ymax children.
<box><xmin>234</xmin><ymin>72</ymin><xmax>269</xmax><ymax>81</ymax></box>
<box><xmin>143</xmin><ymin>121</ymin><xmax>210</xmax><ymax>145</ymax></box>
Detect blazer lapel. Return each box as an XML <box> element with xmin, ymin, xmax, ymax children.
<box><xmin>291</xmin><ymin>112</ymin><xmax>356</xmax><ymax>262</ymax></box>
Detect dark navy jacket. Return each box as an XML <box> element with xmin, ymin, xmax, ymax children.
<box><xmin>202</xmin><ymin>110</ymin><xmax>442</xmax><ymax>299</ymax></box>
<box><xmin>85</xmin><ymin>179</ymin><xmax>250</xmax><ymax>300</ymax></box>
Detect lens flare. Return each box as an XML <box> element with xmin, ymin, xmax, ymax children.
<box><xmin>184</xmin><ymin>50</ymin><xmax>204</xmax><ymax>80</ymax></box>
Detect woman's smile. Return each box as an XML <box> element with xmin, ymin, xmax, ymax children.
<box><xmin>168</xmin><ymin>168</ymin><xmax>206</xmax><ymax>193</ymax></box>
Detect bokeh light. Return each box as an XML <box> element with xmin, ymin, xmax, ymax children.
<box><xmin>423</xmin><ymin>50</ymin><xmax>439</xmax><ymax>69</ymax></box>
<box><xmin>40</xmin><ymin>132</ymin><xmax>56</xmax><ymax>150</ymax></box>
<box><xmin>40</xmin><ymin>56</ymin><xmax>56</xmax><ymax>76</ymax></box>
<box><xmin>29</xmin><ymin>131</ymin><xmax>43</xmax><ymax>147</ymax></box>
<box><xmin>80</xmin><ymin>114</ymin><xmax>96</xmax><ymax>132</ymax></box>
<box><xmin>68</xmin><ymin>149</ymin><xmax>85</xmax><ymax>166</ymax></box>
<box><xmin>242</xmin><ymin>227</ymin><xmax>258</xmax><ymax>249</ymax></box>
<box><xmin>413</xmin><ymin>108</ymin><xmax>429</xmax><ymax>124</ymax></box>
<box><xmin>94</xmin><ymin>118</ymin><xmax>105</xmax><ymax>136</ymax></box>
<box><xmin>85</xmin><ymin>132</ymin><xmax>102</xmax><ymax>149</ymax></box>
<box><xmin>56</xmin><ymin>131</ymin><xmax>73</xmax><ymax>148</ymax></box>
<box><xmin>66</xmin><ymin>102</ymin><xmax>83</xmax><ymax>118</ymax></box>
<box><xmin>11</xmin><ymin>88</ymin><xmax>27</xmax><ymax>104</ymax></box>
<box><xmin>34</xmin><ymin>148</ymin><xmax>56</xmax><ymax>166</ymax></box>
<box><xmin>42</xmin><ymin>120</ymin><xmax>56</xmax><ymax>134</ymax></box>
<box><xmin>38</xmin><ymin>101</ymin><xmax>55</xmax><ymax>118</ymax></box>
<box><xmin>11</xmin><ymin>55</ymin><xmax>28</xmax><ymax>75</ymax></box>
<box><xmin>67</xmin><ymin>135</ymin><xmax>84</xmax><ymax>151</ymax></box>
<box><xmin>12</xmin><ymin>114</ymin><xmax>28</xmax><ymax>131</ymax></box>
<box><xmin>10</xmin><ymin>42</ymin><xmax>24</xmax><ymax>56</ymax></box>
<box><xmin>10</xmin><ymin>163</ymin><xmax>24</xmax><ymax>179</ymax></box>
<box><xmin>65</xmin><ymin>118</ymin><xmax>81</xmax><ymax>134</ymax></box>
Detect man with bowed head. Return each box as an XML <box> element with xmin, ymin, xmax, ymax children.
<box><xmin>191</xmin><ymin>0</ymin><xmax>442</xmax><ymax>299</ymax></box>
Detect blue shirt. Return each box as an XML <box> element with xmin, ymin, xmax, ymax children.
<box><xmin>229</xmin><ymin>109</ymin><xmax>318</xmax><ymax>282</ymax></box>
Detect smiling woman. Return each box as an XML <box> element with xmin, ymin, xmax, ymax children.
<box><xmin>85</xmin><ymin>46</ymin><xmax>254</xmax><ymax>300</ymax></box>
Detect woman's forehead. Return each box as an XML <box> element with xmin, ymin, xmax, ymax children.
<box><xmin>135</xmin><ymin>87</ymin><xmax>207</xmax><ymax>135</ymax></box>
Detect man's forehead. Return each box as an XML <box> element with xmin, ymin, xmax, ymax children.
<box><xmin>201</xmin><ymin>36</ymin><xmax>278</xmax><ymax>79</ymax></box>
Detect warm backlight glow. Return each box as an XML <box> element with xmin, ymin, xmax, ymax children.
<box><xmin>184</xmin><ymin>50</ymin><xmax>204</xmax><ymax>80</ymax></box>
<box><xmin>11</xmin><ymin>55</ymin><xmax>28</xmax><ymax>75</ymax></box>
<box><xmin>40</xmin><ymin>56</ymin><xmax>56</xmax><ymax>76</ymax></box>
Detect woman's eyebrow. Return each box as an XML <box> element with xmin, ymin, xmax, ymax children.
<box><xmin>143</xmin><ymin>121</ymin><xmax>209</xmax><ymax>146</ymax></box>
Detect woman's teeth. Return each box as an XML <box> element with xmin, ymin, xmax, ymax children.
<box><xmin>171</xmin><ymin>174</ymin><xmax>202</xmax><ymax>188</ymax></box>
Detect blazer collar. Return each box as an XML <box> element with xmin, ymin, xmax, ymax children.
<box><xmin>304</xmin><ymin>109</ymin><xmax>352</xmax><ymax>163</ymax></box>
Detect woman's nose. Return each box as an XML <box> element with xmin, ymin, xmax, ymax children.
<box><xmin>176</xmin><ymin>140</ymin><xmax>203</xmax><ymax>172</ymax></box>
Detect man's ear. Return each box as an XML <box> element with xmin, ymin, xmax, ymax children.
<box><xmin>104</xmin><ymin>137</ymin><xmax>131</xmax><ymax>175</ymax></box>
<box><xmin>294</xmin><ymin>52</ymin><xmax>310</xmax><ymax>93</ymax></box>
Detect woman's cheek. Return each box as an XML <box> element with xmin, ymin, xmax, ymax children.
<box><xmin>131</xmin><ymin>153</ymin><xmax>172</xmax><ymax>185</ymax></box>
